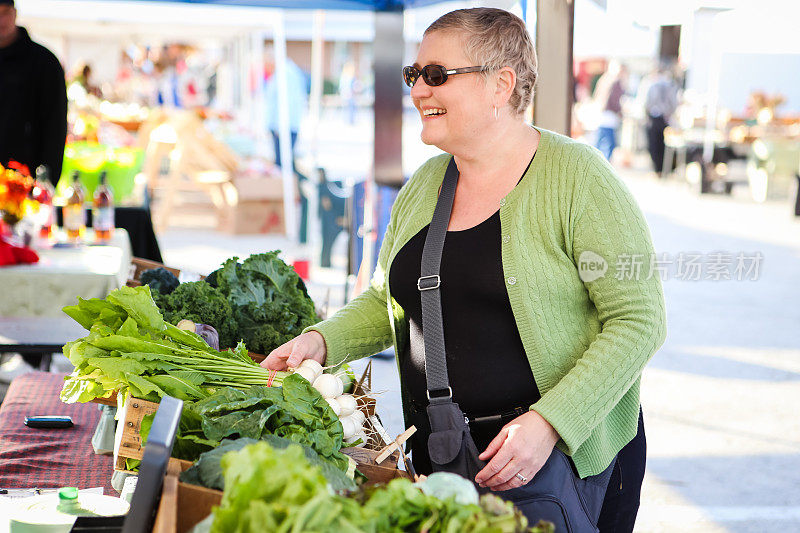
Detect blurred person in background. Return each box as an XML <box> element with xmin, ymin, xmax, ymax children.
<box><xmin>641</xmin><ymin>63</ymin><xmax>678</xmax><ymax>175</ymax></box>
<box><xmin>593</xmin><ymin>61</ymin><xmax>627</xmax><ymax>161</ymax></box>
<box><xmin>339</xmin><ymin>60</ymin><xmax>362</xmax><ymax>125</ymax></box>
<box><xmin>69</xmin><ymin>63</ymin><xmax>100</xmax><ymax>97</ymax></box>
<box><xmin>0</xmin><ymin>0</ymin><xmax>67</xmax><ymax>186</ymax></box>
<box><xmin>264</xmin><ymin>49</ymin><xmax>308</xmax><ymax>170</ymax></box>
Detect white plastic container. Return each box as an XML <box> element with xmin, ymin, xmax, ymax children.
<box><xmin>8</xmin><ymin>487</ymin><xmax>129</xmax><ymax>533</ymax></box>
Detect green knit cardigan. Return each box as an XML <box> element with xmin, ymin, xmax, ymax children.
<box><xmin>306</xmin><ymin>128</ymin><xmax>667</xmax><ymax>478</ymax></box>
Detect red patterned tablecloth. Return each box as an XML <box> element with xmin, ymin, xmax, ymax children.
<box><xmin>0</xmin><ymin>372</ymin><xmax>115</xmax><ymax>493</ymax></box>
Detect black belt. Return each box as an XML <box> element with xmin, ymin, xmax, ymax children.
<box><xmin>408</xmin><ymin>400</ymin><xmax>529</xmax><ymax>427</ymax></box>
<box><xmin>465</xmin><ymin>405</ymin><xmax>529</xmax><ymax>426</ymax></box>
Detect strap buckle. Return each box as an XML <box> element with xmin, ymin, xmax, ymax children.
<box><xmin>417</xmin><ymin>275</ymin><xmax>441</xmax><ymax>291</ymax></box>
<box><xmin>426</xmin><ymin>387</ymin><xmax>452</xmax><ymax>401</ymax></box>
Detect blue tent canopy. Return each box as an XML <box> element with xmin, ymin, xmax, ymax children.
<box><xmin>119</xmin><ymin>0</ymin><xmax>451</xmax><ymax>10</ymax></box>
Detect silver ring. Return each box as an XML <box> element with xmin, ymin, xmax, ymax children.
<box><xmin>515</xmin><ymin>472</ymin><xmax>527</xmax><ymax>483</ymax></box>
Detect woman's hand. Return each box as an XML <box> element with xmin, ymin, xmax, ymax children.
<box><xmin>474</xmin><ymin>410</ymin><xmax>560</xmax><ymax>491</ymax></box>
<box><xmin>261</xmin><ymin>331</ymin><xmax>327</xmax><ymax>371</ymax></box>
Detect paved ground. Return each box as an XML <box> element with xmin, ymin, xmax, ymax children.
<box><xmin>615</xmin><ymin>167</ymin><xmax>800</xmax><ymax>532</ymax></box>
<box><xmin>158</xmin><ymin>109</ymin><xmax>800</xmax><ymax>532</ymax></box>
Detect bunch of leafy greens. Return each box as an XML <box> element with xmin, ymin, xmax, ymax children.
<box><xmin>171</xmin><ymin>373</ymin><xmax>350</xmax><ymax>473</ymax></box>
<box><xmin>153</xmin><ymin>252</ymin><xmax>319</xmax><ymax>355</ymax></box>
<box><xmin>208</xmin><ymin>442</ymin><xmax>364</xmax><ymax>533</ymax></box>
<box><xmin>361</xmin><ymin>478</ymin><xmax>541</xmax><ymax>533</ymax></box>
<box><xmin>180</xmin><ymin>437</ymin><xmax>356</xmax><ymax>492</ymax></box>
<box><xmin>139</xmin><ymin>267</ymin><xmax>180</xmax><ymax>295</ymax></box>
<box><xmin>198</xmin><ymin>441</ymin><xmax>552</xmax><ymax>533</ymax></box>
<box><xmin>60</xmin><ymin>285</ymin><xmax>285</xmax><ymax>404</ymax></box>
<box><xmin>153</xmin><ymin>282</ymin><xmax>237</xmax><ymax>349</ymax></box>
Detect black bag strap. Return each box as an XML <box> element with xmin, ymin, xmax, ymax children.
<box><xmin>419</xmin><ymin>157</ymin><xmax>459</xmax><ymax>403</ymax></box>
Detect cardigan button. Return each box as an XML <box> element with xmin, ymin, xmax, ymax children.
<box><xmin>507</xmin><ymin>276</ymin><xmax>517</xmax><ymax>286</ymax></box>
<box><xmin>502</xmin><ymin>234</ymin><xmax>511</xmax><ymax>244</ymax></box>
<box><xmin>499</xmin><ymin>198</ymin><xmax>507</xmax><ymax>207</ymax></box>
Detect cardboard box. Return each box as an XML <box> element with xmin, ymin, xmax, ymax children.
<box><xmin>217</xmin><ymin>176</ymin><xmax>286</xmax><ymax>235</ymax></box>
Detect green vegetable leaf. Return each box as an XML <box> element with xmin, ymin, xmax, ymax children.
<box><xmin>125</xmin><ymin>373</ymin><xmax>167</xmax><ymax>401</ymax></box>
<box><xmin>162</xmin><ymin>323</ymin><xmax>212</xmax><ymax>352</ymax></box>
<box><xmin>241</xmin><ymin>251</ymin><xmax>295</xmax><ymax>294</ymax></box>
<box><xmin>106</xmin><ymin>285</ymin><xmax>165</xmax><ymax>331</ymax></box>
<box><xmin>63</xmin><ymin>297</ymin><xmax>126</xmax><ymax>331</ymax></box>
<box><xmin>116</xmin><ymin>317</ymin><xmax>140</xmax><ymax>338</ymax></box>
<box><xmin>87</xmin><ymin>357</ymin><xmax>148</xmax><ymax>381</ymax></box>
<box><xmin>148</xmin><ymin>373</ymin><xmax>209</xmax><ymax>401</ymax></box>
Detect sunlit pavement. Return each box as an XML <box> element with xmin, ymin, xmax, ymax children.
<box><xmin>159</xmin><ymin>109</ymin><xmax>800</xmax><ymax>532</ymax></box>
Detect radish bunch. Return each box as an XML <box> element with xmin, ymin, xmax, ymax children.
<box><xmin>293</xmin><ymin>359</ymin><xmax>369</xmax><ymax>447</ymax></box>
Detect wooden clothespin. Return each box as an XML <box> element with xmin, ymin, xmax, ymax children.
<box><xmin>375</xmin><ymin>426</ymin><xmax>417</xmax><ymax>464</ymax></box>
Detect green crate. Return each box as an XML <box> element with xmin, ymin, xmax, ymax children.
<box><xmin>56</xmin><ymin>142</ymin><xmax>144</xmax><ymax>202</ymax></box>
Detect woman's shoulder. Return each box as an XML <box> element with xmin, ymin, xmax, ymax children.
<box><xmin>541</xmin><ymin>128</ymin><xmax>607</xmax><ymax>168</ymax></box>
<box><xmin>538</xmin><ymin>128</ymin><xmax>620</xmax><ymax>188</ymax></box>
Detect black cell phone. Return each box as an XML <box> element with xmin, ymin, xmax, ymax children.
<box><xmin>24</xmin><ymin>416</ymin><xmax>74</xmax><ymax>429</ymax></box>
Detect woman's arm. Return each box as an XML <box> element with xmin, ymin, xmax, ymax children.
<box><xmin>531</xmin><ymin>153</ymin><xmax>667</xmax><ymax>455</ymax></box>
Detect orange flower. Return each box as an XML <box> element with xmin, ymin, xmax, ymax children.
<box><xmin>0</xmin><ymin>163</ymin><xmax>36</xmax><ymax>221</ymax></box>
<box><xmin>7</xmin><ymin>161</ymin><xmax>31</xmax><ymax>177</ymax></box>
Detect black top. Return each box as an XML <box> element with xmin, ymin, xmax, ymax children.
<box><xmin>389</xmin><ymin>156</ymin><xmax>540</xmax><ymax>472</ymax></box>
<box><xmin>0</xmin><ymin>27</ymin><xmax>67</xmax><ymax>185</ymax></box>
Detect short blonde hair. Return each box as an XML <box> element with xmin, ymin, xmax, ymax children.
<box><xmin>425</xmin><ymin>8</ymin><xmax>538</xmax><ymax>115</ymax></box>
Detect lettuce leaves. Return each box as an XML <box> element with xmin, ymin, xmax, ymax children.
<box><xmin>180</xmin><ymin>436</ymin><xmax>357</xmax><ymax>493</ymax></box>
<box><xmin>200</xmin><ymin>441</ymin><xmax>550</xmax><ymax>533</ymax></box>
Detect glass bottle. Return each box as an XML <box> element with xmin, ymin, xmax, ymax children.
<box><xmin>92</xmin><ymin>170</ymin><xmax>114</xmax><ymax>243</ymax></box>
<box><xmin>33</xmin><ymin>165</ymin><xmax>55</xmax><ymax>240</ymax></box>
<box><xmin>64</xmin><ymin>171</ymin><xmax>86</xmax><ymax>243</ymax></box>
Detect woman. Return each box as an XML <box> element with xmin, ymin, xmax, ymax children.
<box><xmin>264</xmin><ymin>8</ymin><xmax>666</xmax><ymax>532</ymax></box>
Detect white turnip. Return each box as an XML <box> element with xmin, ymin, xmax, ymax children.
<box><xmin>299</xmin><ymin>359</ymin><xmax>324</xmax><ymax>381</ymax></box>
<box><xmin>313</xmin><ymin>374</ymin><xmax>343</xmax><ymax>399</ymax></box>
<box><xmin>325</xmin><ymin>397</ymin><xmax>342</xmax><ymax>416</ymax></box>
<box><xmin>340</xmin><ymin>416</ymin><xmax>357</xmax><ymax>439</ymax></box>
<box><xmin>293</xmin><ymin>366</ymin><xmax>318</xmax><ymax>383</ymax></box>
<box><xmin>336</xmin><ymin>394</ymin><xmax>358</xmax><ymax>417</ymax></box>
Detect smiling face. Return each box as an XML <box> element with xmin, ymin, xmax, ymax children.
<box><xmin>410</xmin><ymin>30</ymin><xmax>497</xmax><ymax>153</ymax></box>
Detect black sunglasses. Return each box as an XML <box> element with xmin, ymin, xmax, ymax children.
<box><xmin>402</xmin><ymin>64</ymin><xmax>489</xmax><ymax>88</ymax></box>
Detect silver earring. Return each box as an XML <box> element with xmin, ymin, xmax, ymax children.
<box><xmin>494</xmin><ymin>106</ymin><xmax>498</xmax><ymax>120</ymax></box>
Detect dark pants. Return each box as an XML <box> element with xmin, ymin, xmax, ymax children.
<box><xmin>270</xmin><ymin>130</ymin><xmax>298</xmax><ymax>170</ymax></box>
<box><xmin>597</xmin><ymin>409</ymin><xmax>647</xmax><ymax>533</ymax></box>
<box><xmin>646</xmin><ymin>114</ymin><xmax>668</xmax><ymax>174</ymax></box>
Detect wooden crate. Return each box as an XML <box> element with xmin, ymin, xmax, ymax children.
<box><xmin>114</xmin><ymin>395</ymin><xmax>160</xmax><ymax>472</ymax></box>
<box><xmin>154</xmin><ymin>458</ymin><xmax>223</xmax><ymax>533</ymax></box>
<box><xmin>339</xmin><ymin>361</ymin><xmax>410</xmax><ymax>482</ymax></box>
<box><xmin>127</xmin><ymin>257</ymin><xmax>182</xmax><ymax>288</ymax></box>
<box><xmin>340</xmin><ymin>446</ymin><xmax>410</xmax><ymax>485</ymax></box>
